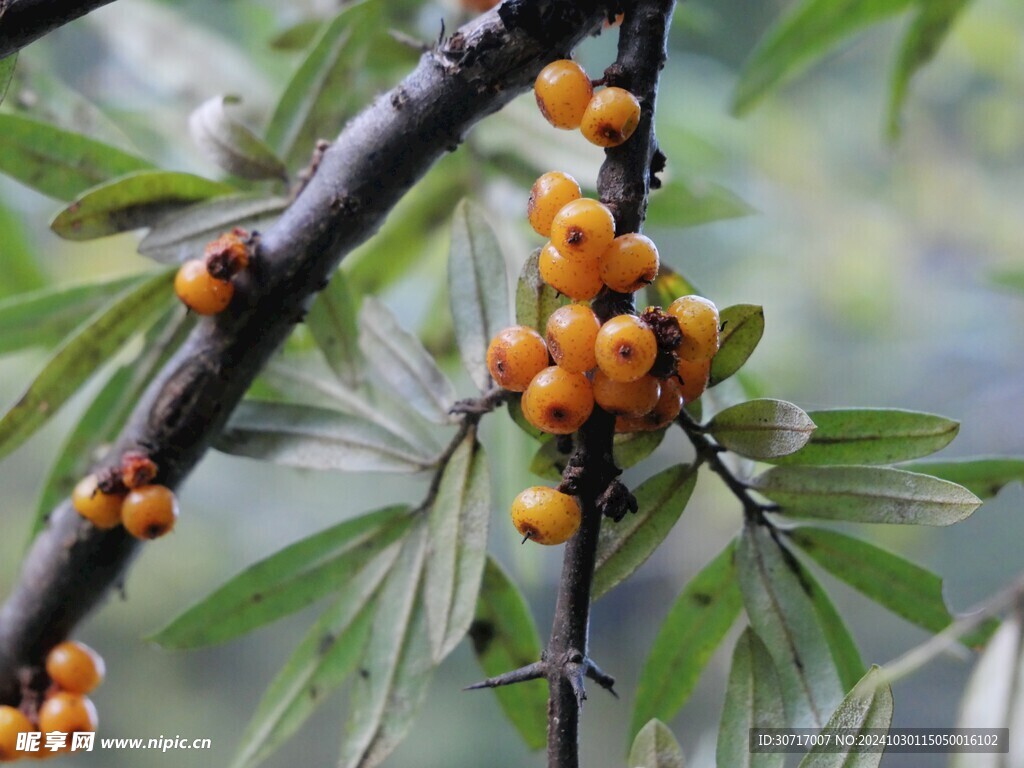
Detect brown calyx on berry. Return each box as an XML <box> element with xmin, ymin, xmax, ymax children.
<box><xmin>205</xmin><ymin>227</ymin><xmax>253</xmax><ymax>280</ymax></box>
<box><xmin>598</xmin><ymin>479</ymin><xmax>637</xmax><ymax>522</ymax></box>
<box><xmin>121</xmin><ymin>451</ymin><xmax>158</xmax><ymax>490</ymax></box>
<box><xmin>642</xmin><ymin>306</ymin><xmax>683</xmax><ymax>379</ymax></box>
<box><xmin>94</xmin><ymin>466</ymin><xmax>127</xmax><ymax>496</ymax></box>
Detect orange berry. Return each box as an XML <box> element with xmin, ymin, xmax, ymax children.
<box><xmin>521</xmin><ymin>366</ymin><xmax>594</xmax><ymax>435</ymax></box>
<box><xmin>599</xmin><ymin>233</ymin><xmax>659</xmax><ymax>293</ymax></box>
<box><xmin>677</xmin><ymin>357</ymin><xmax>711</xmax><ymax>404</ymax></box>
<box><xmin>667</xmin><ymin>295</ymin><xmax>720</xmax><ymax>362</ymax></box>
<box><xmin>534</xmin><ymin>59</ymin><xmax>593</xmax><ymax>130</ymax></box>
<box><xmin>615</xmin><ymin>377</ymin><xmax>682</xmax><ymax>432</ymax></box>
<box><xmin>46</xmin><ymin>642</ymin><xmax>105</xmax><ymax>695</ymax></box>
<box><xmin>204</xmin><ymin>229</ymin><xmax>250</xmax><ymax>279</ymax></box>
<box><xmin>528</xmin><ymin>172</ymin><xmax>582</xmax><ymax>237</ymax></box>
<box><xmin>538</xmin><ymin>242</ymin><xmax>603</xmax><ymax>301</ymax></box>
<box><xmin>121</xmin><ymin>485</ymin><xmax>179</xmax><ymax>540</ymax></box>
<box><xmin>545</xmin><ymin>304</ymin><xmax>600</xmax><ymax>373</ymax></box>
<box><xmin>174</xmin><ymin>259</ymin><xmax>234</xmax><ymax>315</ymax></box>
<box><xmin>581</xmin><ymin>87</ymin><xmax>642</xmax><ymax>147</ymax></box>
<box><xmin>511</xmin><ymin>487</ymin><xmax>581</xmax><ymax>545</ymax></box>
<box><xmin>486</xmin><ymin>326</ymin><xmax>550</xmax><ymax>392</ymax></box>
<box><xmin>38</xmin><ymin>693</ymin><xmax>97</xmax><ymax>739</ymax></box>
<box><xmin>71</xmin><ymin>474</ymin><xmax>124</xmax><ymax>530</ymax></box>
<box><xmin>549</xmin><ymin>198</ymin><xmax>616</xmax><ymax>264</ymax></box>
<box><xmin>461</xmin><ymin>0</ymin><xmax>500</xmax><ymax>10</ymax></box>
<box><xmin>0</xmin><ymin>705</ymin><xmax>33</xmax><ymax>762</ymax></box>
<box><xmin>594</xmin><ymin>315</ymin><xmax>658</xmax><ymax>382</ymax></box>
<box><xmin>592</xmin><ymin>371</ymin><xmax>660</xmax><ymax>416</ymax></box>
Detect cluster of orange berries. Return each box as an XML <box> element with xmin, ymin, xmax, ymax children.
<box><xmin>0</xmin><ymin>641</ymin><xmax>104</xmax><ymax>761</ymax></box>
<box><xmin>173</xmin><ymin>228</ymin><xmax>251</xmax><ymax>316</ymax></box>
<box><xmin>534</xmin><ymin>59</ymin><xmax>641</xmax><ymax>148</ymax></box>
<box><xmin>71</xmin><ymin>452</ymin><xmax>178</xmax><ymax>540</ymax></box>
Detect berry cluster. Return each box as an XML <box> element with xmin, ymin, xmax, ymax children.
<box><xmin>71</xmin><ymin>452</ymin><xmax>178</xmax><ymax>540</ymax></box>
<box><xmin>173</xmin><ymin>228</ymin><xmax>252</xmax><ymax>316</ymax></box>
<box><xmin>0</xmin><ymin>641</ymin><xmax>104</xmax><ymax>761</ymax></box>
<box><xmin>534</xmin><ymin>59</ymin><xmax>641</xmax><ymax>148</ymax></box>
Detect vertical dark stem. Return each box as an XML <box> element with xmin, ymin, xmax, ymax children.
<box><xmin>544</xmin><ymin>2</ymin><xmax>677</xmax><ymax>766</ymax></box>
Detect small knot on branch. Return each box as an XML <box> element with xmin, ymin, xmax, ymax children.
<box><xmin>597</xmin><ymin>478</ymin><xmax>637</xmax><ymax>522</ymax></box>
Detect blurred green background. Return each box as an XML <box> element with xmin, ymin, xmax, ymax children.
<box><xmin>1</xmin><ymin>0</ymin><xmax>1022</xmax><ymax>765</ymax></box>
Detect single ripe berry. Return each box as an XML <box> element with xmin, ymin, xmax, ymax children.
<box><xmin>545</xmin><ymin>304</ymin><xmax>600</xmax><ymax>373</ymax></box>
<box><xmin>511</xmin><ymin>487</ymin><xmax>581</xmax><ymax>545</ymax></box>
<box><xmin>521</xmin><ymin>366</ymin><xmax>594</xmax><ymax>435</ymax></box>
<box><xmin>677</xmin><ymin>357</ymin><xmax>711</xmax><ymax>404</ymax></box>
<box><xmin>538</xmin><ymin>242</ymin><xmax>603</xmax><ymax>301</ymax></box>
<box><xmin>46</xmin><ymin>642</ymin><xmax>105</xmax><ymax>695</ymax></box>
<box><xmin>71</xmin><ymin>474</ymin><xmax>124</xmax><ymax>530</ymax></box>
<box><xmin>592</xmin><ymin>371</ymin><xmax>660</xmax><ymax>416</ymax></box>
<box><xmin>616</xmin><ymin>377</ymin><xmax>683</xmax><ymax>432</ymax></box>
<box><xmin>594</xmin><ymin>315</ymin><xmax>658</xmax><ymax>382</ymax></box>
<box><xmin>667</xmin><ymin>295</ymin><xmax>720</xmax><ymax>362</ymax></box>
<box><xmin>528</xmin><ymin>172</ymin><xmax>582</xmax><ymax>237</ymax></box>
<box><xmin>0</xmin><ymin>705</ymin><xmax>33</xmax><ymax>762</ymax></box>
<box><xmin>534</xmin><ymin>60</ymin><xmax>593</xmax><ymax>130</ymax></box>
<box><xmin>121</xmin><ymin>485</ymin><xmax>179</xmax><ymax>540</ymax></box>
<box><xmin>581</xmin><ymin>87</ymin><xmax>641</xmax><ymax>147</ymax></box>
<box><xmin>38</xmin><ymin>693</ymin><xmax>97</xmax><ymax>738</ymax></box>
<box><xmin>549</xmin><ymin>199</ymin><xmax>616</xmax><ymax>264</ymax></box>
<box><xmin>486</xmin><ymin>326</ymin><xmax>550</xmax><ymax>392</ymax></box>
<box><xmin>174</xmin><ymin>259</ymin><xmax>234</xmax><ymax>316</ymax></box>
<box><xmin>599</xmin><ymin>233</ymin><xmax>659</xmax><ymax>293</ymax></box>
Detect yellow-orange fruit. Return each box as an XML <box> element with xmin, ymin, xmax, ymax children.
<box><xmin>0</xmin><ymin>705</ymin><xmax>33</xmax><ymax>762</ymax></box>
<box><xmin>677</xmin><ymin>357</ymin><xmax>712</xmax><ymax>404</ymax></box>
<box><xmin>594</xmin><ymin>315</ymin><xmax>658</xmax><ymax>382</ymax></box>
<box><xmin>521</xmin><ymin>366</ymin><xmax>594</xmax><ymax>435</ymax></box>
<box><xmin>486</xmin><ymin>326</ymin><xmax>550</xmax><ymax>392</ymax></box>
<box><xmin>174</xmin><ymin>259</ymin><xmax>234</xmax><ymax>316</ymax></box>
<box><xmin>71</xmin><ymin>474</ymin><xmax>124</xmax><ymax>530</ymax></box>
<box><xmin>528</xmin><ymin>171</ymin><xmax>582</xmax><ymax>237</ymax></box>
<box><xmin>549</xmin><ymin>199</ymin><xmax>616</xmax><ymax>264</ymax></box>
<box><xmin>615</xmin><ymin>377</ymin><xmax>683</xmax><ymax>432</ymax></box>
<box><xmin>511</xmin><ymin>487</ymin><xmax>581</xmax><ymax>545</ymax></box>
<box><xmin>592</xmin><ymin>371</ymin><xmax>660</xmax><ymax>416</ymax></box>
<box><xmin>538</xmin><ymin>242</ymin><xmax>603</xmax><ymax>301</ymax></box>
<box><xmin>545</xmin><ymin>304</ymin><xmax>600</xmax><ymax>373</ymax></box>
<box><xmin>121</xmin><ymin>485</ymin><xmax>179</xmax><ymax>540</ymax></box>
<box><xmin>534</xmin><ymin>60</ymin><xmax>593</xmax><ymax>130</ymax></box>
<box><xmin>38</xmin><ymin>693</ymin><xmax>97</xmax><ymax>737</ymax></box>
<box><xmin>461</xmin><ymin>0</ymin><xmax>500</xmax><ymax>12</ymax></box>
<box><xmin>580</xmin><ymin>87</ymin><xmax>641</xmax><ymax>147</ymax></box>
<box><xmin>667</xmin><ymin>295</ymin><xmax>720</xmax><ymax>362</ymax></box>
<box><xmin>599</xmin><ymin>233</ymin><xmax>659</xmax><ymax>293</ymax></box>
<box><xmin>46</xmin><ymin>642</ymin><xmax>105</xmax><ymax>695</ymax></box>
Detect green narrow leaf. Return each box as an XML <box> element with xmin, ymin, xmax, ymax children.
<box><xmin>737</xmin><ymin>523</ymin><xmax>844</xmax><ymax>728</ymax></box>
<box><xmin>270</xmin><ymin>19</ymin><xmax>325</xmax><ymax>50</ymax></box>
<box><xmin>594</xmin><ymin>465</ymin><xmax>697</xmax><ymax>600</ymax></box>
<box><xmin>614</xmin><ymin>428</ymin><xmax>669</xmax><ymax>470</ymax></box>
<box><xmin>898</xmin><ymin>457</ymin><xmax>1024</xmax><ymax>500</ymax></box>
<box><xmin>648</xmin><ymin>265</ymin><xmax>701</xmax><ymax>310</ymax></box>
<box><xmin>0</xmin><ymin>201</ymin><xmax>45</xmax><ymax>299</ymax></box>
<box><xmin>990</xmin><ymin>268</ymin><xmax>1024</xmax><ymax>295</ymax></box>
<box><xmin>359</xmin><ymin>298</ymin><xmax>457</xmax><ymax>425</ymax></box>
<box><xmin>716</xmin><ymin>628</ymin><xmax>785</xmax><ymax>768</ymax></box>
<box><xmin>515</xmin><ymin>247</ymin><xmax>569</xmax><ymax>333</ymax></box>
<box><xmin>138</xmin><ymin>195</ymin><xmax>287</xmax><ymax>264</ymax></box>
<box><xmin>0</xmin><ymin>270</ymin><xmax>174</xmax><ymax>462</ymax></box>
<box><xmin>449</xmin><ymin>199</ymin><xmax>511</xmax><ymax>392</ymax></box>
<box><xmin>769</xmin><ymin>409</ymin><xmax>959</xmax><ymax>466</ymax></box>
<box><xmin>798</xmin><ymin>667</ymin><xmax>894</xmax><ymax>768</ymax></box>
<box><xmin>708</xmin><ymin>399</ymin><xmax>816</xmax><ymax>460</ymax></box>
<box><xmin>189</xmin><ymin>95</ymin><xmax>288</xmax><ymax>181</ymax></box>
<box><xmin>470</xmin><ymin>558</ymin><xmax>547</xmax><ymax>751</ymax></box>
<box><xmin>751</xmin><ymin>466</ymin><xmax>982</xmax><ymax>525</ymax></box>
<box><xmin>306</xmin><ymin>270</ymin><xmax>364</xmax><ymax>388</ymax></box>
<box><xmin>628</xmin><ymin>719</ymin><xmax>685</xmax><ymax>768</ymax></box>
<box><xmin>231</xmin><ymin>545</ymin><xmax>400</xmax><ymax>768</ymax></box>
<box><xmin>0</xmin><ymin>54</ymin><xmax>16</xmax><ymax>107</ymax></box>
<box><xmin>50</xmin><ymin>171</ymin><xmax>235</xmax><ymax>240</ymax></box>
<box><xmin>215</xmin><ymin>401</ymin><xmax>439</xmax><ymax>474</ymax></box>
<box><xmin>0</xmin><ymin>113</ymin><xmax>153</xmax><ymax>200</ymax></box>
<box><xmin>800</xmin><ymin>562</ymin><xmax>866</xmax><ymax>692</ymax></box>
<box><xmin>645</xmin><ymin>177</ymin><xmax>754</xmax><ymax>229</ymax></box>
<box><xmin>507</xmin><ymin>395</ymin><xmax>547</xmax><ymax>442</ymax></box>
<box><xmin>0</xmin><ymin>273</ymin><xmax>145</xmax><ymax>355</ymax></box>
<box><xmin>151</xmin><ymin>507</ymin><xmax>413</xmax><ymax>648</ymax></box>
<box><xmin>732</xmin><ymin>0</ymin><xmax>916</xmax><ymax>115</ymax></box>
<box><xmin>631</xmin><ymin>540</ymin><xmax>744</xmax><ymax>738</ymax></box>
<box><xmin>340</xmin><ymin>526</ymin><xmax>434</xmax><ymax>768</ymax></box>
<box><xmin>710</xmin><ymin>305</ymin><xmax>765</xmax><ymax>387</ymax></box>
<box><xmin>425</xmin><ymin>436</ymin><xmax>491</xmax><ymax>661</ymax></box>
<box><xmin>887</xmin><ymin>0</ymin><xmax>971</xmax><ymax>138</ymax></box>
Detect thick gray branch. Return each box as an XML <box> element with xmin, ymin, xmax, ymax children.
<box><xmin>0</xmin><ymin>0</ymin><xmax>118</xmax><ymax>58</ymax></box>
